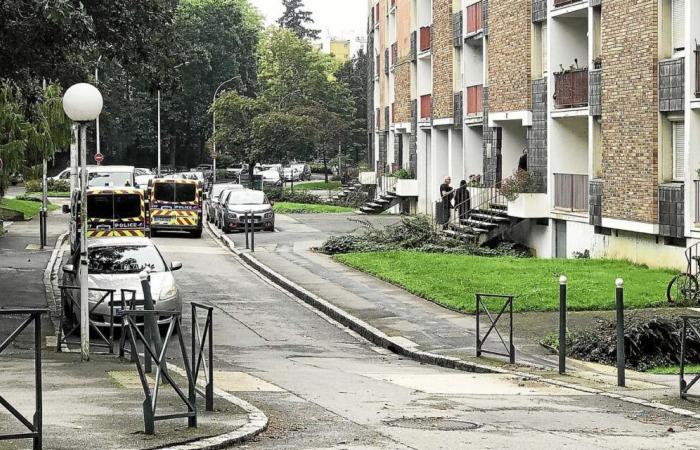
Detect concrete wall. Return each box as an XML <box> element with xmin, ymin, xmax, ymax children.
<box><xmin>550</xmin><ymin>116</ymin><xmax>588</xmax><ymax>175</ymax></box>
<box><xmin>590</xmin><ymin>232</ymin><xmax>690</xmax><ymax>271</ymax></box>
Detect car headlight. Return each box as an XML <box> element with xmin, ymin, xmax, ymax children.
<box><xmin>227</xmin><ymin>212</ymin><xmax>237</xmax><ymax>219</ymax></box>
<box><xmin>88</xmin><ymin>290</ymin><xmax>109</xmax><ymax>303</ymax></box>
<box><xmin>264</xmin><ymin>212</ymin><xmax>273</xmax><ymax>219</ymax></box>
<box><xmin>159</xmin><ymin>283</ymin><xmax>178</xmax><ymax>301</ymax></box>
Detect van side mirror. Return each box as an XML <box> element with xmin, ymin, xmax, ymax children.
<box><xmin>170</xmin><ymin>261</ymin><xmax>183</xmax><ymax>271</ymax></box>
<box><xmin>62</xmin><ymin>264</ymin><xmax>76</xmax><ymax>274</ymax></box>
<box><xmin>62</xmin><ymin>205</ymin><xmax>70</xmax><ymax>214</ymax></box>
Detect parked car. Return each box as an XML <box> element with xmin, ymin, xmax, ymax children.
<box><xmin>135</xmin><ymin>174</ymin><xmax>155</xmax><ymax>190</ymax></box>
<box><xmin>283</xmin><ymin>166</ymin><xmax>301</xmax><ymax>182</ymax></box>
<box><xmin>220</xmin><ymin>188</ymin><xmax>275</xmax><ymax>233</ymax></box>
<box><xmin>260</xmin><ymin>169</ymin><xmax>282</xmax><ymax>187</ymax></box>
<box><xmin>9</xmin><ymin>172</ymin><xmax>23</xmax><ymax>185</ymax></box>
<box><xmin>291</xmin><ymin>163</ymin><xmax>311</xmax><ymax>181</ymax></box>
<box><xmin>212</xmin><ymin>188</ymin><xmax>237</xmax><ymax>228</ymax></box>
<box><xmin>88</xmin><ymin>166</ymin><xmax>136</xmax><ymax>188</ymax></box>
<box><xmin>206</xmin><ymin>183</ymin><xmax>243</xmax><ymax>223</ymax></box>
<box><xmin>61</xmin><ymin>237</ymin><xmax>182</xmax><ymax>327</ymax></box>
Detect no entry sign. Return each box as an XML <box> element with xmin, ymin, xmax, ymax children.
<box><xmin>95</xmin><ymin>153</ymin><xmax>104</xmax><ymax>165</ymax></box>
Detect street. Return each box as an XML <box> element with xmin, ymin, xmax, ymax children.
<box><xmin>147</xmin><ymin>225</ymin><xmax>700</xmax><ymax>449</ymax></box>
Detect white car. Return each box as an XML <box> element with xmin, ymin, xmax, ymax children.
<box><xmin>283</xmin><ymin>167</ymin><xmax>301</xmax><ymax>182</ymax></box>
<box><xmin>260</xmin><ymin>169</ymin><xmax>282</xmax><ymax>186</ymax></box>
<box><xmin>61</xmin><ymin>238</ymin><xmax>183</xmax><ymax>327</ymax></box>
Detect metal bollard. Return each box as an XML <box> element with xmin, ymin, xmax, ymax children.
<box><xmin>616</xmin><ymin>278</ymin><xmax>625</xmax><ymax>387</ymax></box>
<box><xmin>559</xmin><ymin>275</ymin><xmax>567</xmax><ymax>375</ymax></box>
<box><xmin>250</xmin><ymin>210</ymin><xmax>255</xmax><ymax>252</ymax></box>
<box><xmin>244</xmin><ymin>212</ymin><xmax>249</xmax><ymax>249</ymax></box>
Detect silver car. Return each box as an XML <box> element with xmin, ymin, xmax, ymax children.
<box><xmin>221</xmin><ymin>189</ymin><xmax>275</xmax><ymax>233</ymax></box>
<box><xmin>61</xmin><ymin>237</ymin><xmax>183</xmax><ymax>327</ymax></box>
<box><xmin>207</xmin><ymin>183</ymin><xmax>243</xmax><ymax>223</ymax></box>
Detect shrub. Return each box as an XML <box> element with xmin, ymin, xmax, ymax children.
<box><xmin>265</xmin><ymin>187</ymin><xmax>323</xmax><ymax>204</ymax></box>
<box><xmin>26</xmin><ymin>178</ymin><xmax>70</xmax><ymax>193</ymax></box>
<box><xmin>310</xmin><ymin>163</ymin><xmax>332</xmax><ymax>174</ymax></box>
<box><xmin>393</xmin><ymin>168</ymin><xmax>415</xmax><ymax>179</ymax></box>
<box><xmin>25</xmin><ymin>179</ymin><xmax>41</xmax><ymax>193</ymax></box>
<box><xmin>499</xmin><ymin>170</ymin><xmax>539</xmax><ymax>201</ymax></box>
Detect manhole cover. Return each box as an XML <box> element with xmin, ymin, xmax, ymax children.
<box><xmin>385</xmin><ymin>418</ymin><xmax>481</xmax><ymax>431</ymax></box>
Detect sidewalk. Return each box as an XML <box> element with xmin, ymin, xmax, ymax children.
<box><xmin>207</xmin><ymin>215</ymin><xmax>700</xmax><ymax>417</ymax></box>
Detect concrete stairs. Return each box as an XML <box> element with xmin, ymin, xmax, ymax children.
<box><xmin>442</xmin><ymin>203</ymin><xmax>517</xmax><ymax>245</ymax></box>
<box><xmin>359</xmin><ymin>191</ymin><xmax>400</xmax><ymax>215</ymax></box>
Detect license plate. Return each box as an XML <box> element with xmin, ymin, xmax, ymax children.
<box><xmin>154</xmin><ymin>217</ymin><xmax>170</xmax><ymax>223</ymax></box>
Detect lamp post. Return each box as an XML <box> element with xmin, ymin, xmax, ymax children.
<box><xmin>212</xmin><ymin>76</ymin><xmax>241</xmax><ymax>184</ymax></box>
<box><xmin>63</xmin><ymin>83</ymin><xmax>103</xmax><ymax>361</ymax></box>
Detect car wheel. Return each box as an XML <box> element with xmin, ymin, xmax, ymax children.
<box><xmin>151</xmin><ymin>229</ymin><xmax>158</xmax><ymax>237</ymax></box>
<box><xmin>191</xmin><ymin>229</ymin><xmax>202</xmax><ymax>238</ymax></box>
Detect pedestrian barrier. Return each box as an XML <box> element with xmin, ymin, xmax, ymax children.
<box><xmin>57</xmin><ymin>286</ymin><xmax>117</xmax><ymax>354</ymax></box>
<box><xmin>680</xmin><ymin>315</ymin><xmax>700</xmax><ymax>399</ymax></box>
<box><xmin>244</xmin><ymin>210</ymin><xmax>255</xmax><ymax>252</ymax></box>
<box><xmin>475</xmin><ymin>293</ymin><xmax>515</xmax><ymax>364</ymax></box>
<box><xmin>0</xmin><ymin>308</ymin><xmax>46</xmax><ymax>450</ymax></box>
<box><xmin>118</xmin><ymin>289</ymin><xmax>139</xmax><ymax>361</ymax></box>
<box><xmin>191</xmin><ymin>302</ymin><xmax>214</xmax><ymax>411</ymax></box>
<box><xmin>120</xmin><ymin>309</ymin><xmax>197</xmax><ymax>435</ymax></box>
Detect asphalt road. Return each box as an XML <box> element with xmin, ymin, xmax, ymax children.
<box><xmin>151</xmin><ymin>228</ymin><xmax>700</xmax><ymax>449</ymax></box>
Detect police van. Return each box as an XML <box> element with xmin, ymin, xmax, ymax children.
<box><xmin>148</xmin><ymin>178</ymin><xmax>203</xmax><ymax>238</ymax></box>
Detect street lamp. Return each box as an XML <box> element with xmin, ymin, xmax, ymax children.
<box><xmin>212</xmin><ymin>75</ymin><xmax>241</xmax><ymax>184</ymax></box>
<box><xmin>157</xmin><ymin>62</ymin><xmax>189</xmax><ymax>177</ymax></box>
<box><xmin>63</xmin><ymin>83</ymin><xmax>103</xmax><ymax>362</ymax></box>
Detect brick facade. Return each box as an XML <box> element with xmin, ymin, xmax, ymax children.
<box><xmin>431</xmin><ymin>0</ymin><xmax>454</xmax><ymax>119</ymax></box>
<box><xmin>394</xmin><ymin>0</ymin><xmax>412</xmax><ymax>123</ymax></box>
<box><xmin>378</xmin><ymin>0</ymin><xmax>388</xmax><ymax>130</ymax></box>
<box><xmin>600</xmin><ymin>0</ymin><xmax>658</xmax><ymax>223</ymax></box>
<box><xmin>487</xmin><ymin>0</ymin><xmax>531</xmax><ymax>113</ymax></box>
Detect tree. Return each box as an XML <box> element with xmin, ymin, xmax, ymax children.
<box><xmin>277</xmin><ymin>0</ymin><xmax>320</xmax><ymax>41</ymax></box>
<box><xmin>336</xmin><ymin>50</ymin><xmax>369</xmax><ymax>164</ymax></box>
<box><xmin>0</xmin><ymin>83</ymin><xmax>31</xmax><ymax>197</ymax></box>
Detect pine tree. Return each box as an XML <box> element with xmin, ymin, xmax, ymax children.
<box><xmin>277</xmin><ymin>0</ymin><xmax>320</xmax><ymax>41</ymax></box>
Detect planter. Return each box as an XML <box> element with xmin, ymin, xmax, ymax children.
<box><xmin>395</xmin><ymin>179</ymin><xmax>419</xmax><ymax>197</ymax></box>
<box><xmin>359</xmin><ymin>171</ymin><xmax>377</xmax><ymax>185</ymax></box>
<box><xmin>507</xmin><ymin>193</ymin><xmax>549</xmax><ymax>218</ymax></box>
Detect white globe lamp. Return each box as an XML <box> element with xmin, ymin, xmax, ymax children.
<box><xmin>62</xmin><ymin>83</ymin><xmax>103</xmax><ymax>122</ymax></box>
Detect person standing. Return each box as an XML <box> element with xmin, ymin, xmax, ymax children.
<box><xmin>454</xmin><ymin>180</ymin><xmax>470</xmax><ymax>220</ymax></box>
<box><xmin>439</xmin><ymin>176</ymin><xmax>454</xmax><ymax>226</ymax></box>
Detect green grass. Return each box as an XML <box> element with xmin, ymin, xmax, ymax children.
<box><xmin>0</xmin><ymin>198</ymin><xmax>58</xmax><ymax>220</ymax></box>
<box><xmin>647</xmin><ymin>365</ymin><xmax>700</xmax><ymax>375</ymax></box>
<box><xmin>334</xmin><ymin>251</ymin><xmax>675</xmax><ymax>313</ymax></box>
<box><xmin>25</xmin><ymin>191</ymin><xmax>70</xmax><ymax>198</ymax></box>
<box><xmin>273</xmin><ymin>202</ymin><xmax>354</xmax><ymax>214</ymax></box>
<box><xmin>287</xmin><ymin>181</ymin><xmax>342</xmax><ymax>191</ymax></box>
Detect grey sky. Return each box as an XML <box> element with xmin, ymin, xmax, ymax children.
<box><xmin>250</xmin><ymin>0</ymin><xmax>368</xmax><ymax>44</ymax></box>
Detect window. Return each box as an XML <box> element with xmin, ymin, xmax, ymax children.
<box><xmin>542</xmin><ymin>22</ymin><xmax>548</xmax><ymax>76</ymax></box>
<box><xmin>673</xmin><ymin>121</ymin><xmax>685</xmax><ymax>181</ymax></box>
<box><xmin>466</xmin><ymin>2</ymin><xmax>483</xmax><ymax>34</ymax></box>
<box><xmin>672</xmin><ymin>0</ymin><xmax>685</xmax><ymax>53</ymax></box>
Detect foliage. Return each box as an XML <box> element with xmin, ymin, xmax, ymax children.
<box><xmin>332</xmin><ymin>251</ymin><xmax>674</xmax><ymax>313</ymax></box>
<box><xmin>265</xmin><ymin>187</ymin><xmax>323</xmax><ymax>204</ymax></box>
<box><xmin>290</xmin><ymin>181</ymin><xmax>343</xmax><ymax>191</ymax></box>
<box><xmin>26</xmin><ymin>179</ymin><xmax>70</xmax><ymax>193</ymax></box>
<box><xmin>273</xmin><ymin>202</ymin><xmax>354</xmax><ymax>214</ymax></box>
<box><xmin>310</xmin><ymin>163</ymin><xmax>333</xmax><ymax>174</ymax></box>
<box><xmin>0</xmin><ymin>83</ymin><xmax>31</xmax><ymax>197</ymax></box>
<box><xmin>500</xmin><ymin>169</ymin><xmax>540</xmax><ymax>201</ymax></box>
<box><xmin>335</xmin><ymin>50</ymin><xmax>369</xmax><ymax>164</ymax></box>
<box><xmin>393</xmin><ymin>168</ymin><xmax>415</xmax><ymax>180</ymax></box>
<box><xmin>569</xmin><ymin>316</ymin><xmax>700</xmax><ymax>371</ymax></box>
<box><xmin>277</xmin><ymin>0</ymin><xmax>320</xmax><ymax>41</ymax></box>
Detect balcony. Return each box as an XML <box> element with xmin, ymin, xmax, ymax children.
<box><xmin>466</xmin><ymin>2</ymin><xmax>483</xmax><ymax>35</ymax></box>
<box><xmin>466</xmin><ymin>85</ymin><xmax>483</xmax><ymax>115</ymax></box>
<box><xmin>553</xmin><ymin>68</ymin><xmax>588</xmax><ymax>109</ymax></box>
<box><xmin>695</xmin><ymin>46</ymin><xmax>700</xmax><ymax>98</ymax></box>
<box><xmin>419</xmin><ymin>26</ymin><xmax>431</xmax><ymax>52</ymax></box>
<box><xmin>420</xmin><ymin>94</ymin><xmax>431</xmax><ymax>120</ymax></box>
<box><xmin>554</xmin><ymin>173</ymin><xmax>589</xmax><ymax>212</ymax></box>
<box><xmin>659</xmin><ymin>58</ymin><xmax>684</xmax><ymax>112</ymax></box>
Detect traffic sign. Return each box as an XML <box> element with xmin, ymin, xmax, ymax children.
<box><xmin>95</xmin><ymin>153</ymin><xmax>104</xmax><ymax>165</ymax></box>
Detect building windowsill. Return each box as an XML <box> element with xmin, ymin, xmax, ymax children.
<box><xmin>691</xmin><ymin>98</ymin><xmax>700</xmax><ymax>110</ymax></box>
<box><xmin>551</xmin><ymin>209</ymin><xmax>589</xmax><ymax>223</ymax></box>
<box><xmin>551</xmin><ymin>106</ymin><xmax>589</xmax><ymax>118</ymax></box>
<box><xmin>464</xmin><ymin>31</ymin><xmax>483</xmax><ymax>41</ymax></box>
<box><xmin>418</xmin><ymin>50</ymin><xmax>432</xmax><ymax>59</ymax></box>
<box><xmin>551</xmin><ymin>0</ymin><xmax>589</xmax><ymax>18</ymax></box>
<box><xmin>464</xmin><ymin>115</ymin><xmax>483</xmax><ymax>126</ymax></box>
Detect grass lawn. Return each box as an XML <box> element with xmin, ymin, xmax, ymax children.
<box><xmin>26</xmin><ymin>191</ymin><xmax>70</xmax><ymax>198</ymax></box>
<box><xmin>334</xmin><ymin>251</ymin><xmax>675</xmax><ymax>313</ymax></box>
<box><xmin>287</xmin><ymin>181</ymin><xmax>342</xmax><ymax>191</ymax></box>
<box><xmin>274</xmin><ymin>202</ymin><xmax>354</xmax><ymax>214</ymax></box>
<box><xmin>647</xmin><ymin>364</ymin><xmax>700</xmax><ymax>374</ymax></box>
<box><xmin>0</xmin><ymin>198</ymin><xmax>58</xmax><ymax>220</ymax></box>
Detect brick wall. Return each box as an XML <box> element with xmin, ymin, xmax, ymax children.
<box><xmin>487</xmin><ymin>0</ymin><xmax>531</xmax><ymax>113</ymax></box>
<box><xmin>432</xmin><ymin>0</ymin><xmax>454</xmax><ymax>119</ymax></box>
<box><xmin>601</xmin><ymin>0</ymin><xmax>658</xmax><ymax>223</ymax></box>
<box><xmin>378</xmin><ymin>0</ymin><xmax>388</xmax><ymax>130</ymax></box>
<box><xmin>394</xmin><ymin>0</ymin><xmax>412</xmax><ymax>123</ymax></box>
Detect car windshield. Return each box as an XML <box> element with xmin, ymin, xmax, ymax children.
<box><xmin>212</xmin><ymin>185</ymin><xmax>236</xmax><ymax>199</ymax></box>
<box><xmin>88</xmin><ymin>194</ymin><xmax>142</xmax><ymax>219</ymax></box>
<box><xmin>228</xmin><ymin>191</ymin><xmax>266</xmax><ymax>205</ymax></box>
<box><xmin>153</xmin><ymin>183</ymin><xmax>197</xmax><ymax>202</ymax></box>
<box><xmin>88</xmin><ymin>245</ymin><xmax>166</xmax><ymax>274</ymax></box>
<box><xmin>88</xmin><ymin>171</ymin><xmax>133</xmax><ymax>187</ymax></box>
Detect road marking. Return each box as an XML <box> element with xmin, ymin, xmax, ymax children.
<box><xmin>213</xmin><ymin>371</ymin><xmax>285</xmax><ymax>392</ymax></box>
<box><xmin>107</xmin><ymin>371</ymin><xmax>154</xmax><ymax>389</ymax></box>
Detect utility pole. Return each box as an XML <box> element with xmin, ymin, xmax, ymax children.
<box><xmin>40</xmin><ymin>79</ymin><xmax>47</xmax><ymax>249</ymax></box>
<box><xmin>157</xmin><ymin>89</ymin><xmax>161</xmax><ymax>177</ymax></box>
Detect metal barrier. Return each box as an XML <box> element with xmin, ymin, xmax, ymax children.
<box><xmin>191</xmin><ymin>302</ymin><xmax>214</xmax><ymax>411</ymax></box>
<box><xmin>121</xmin><ymin>310</ymin><xmax>196</xmax><ymax>434</ymax></box>
<box><xmin>244</xmin><ymin>211</ymin><xmax>255</xmax><ymax>252</ymax></box>
<box><xmin>57</xmin><ymin>286</ymin><xmax>117</xmax><ymax>354</ymax></box>
<box><xmin>118</xmin><ymin>289</ymin><xmax>139</xmax><ymax>361</ymax></box>
<box><xmin>475</xmin><ymin>294</ymin><xmax>515</xmax><ymax>364</ymax></box>
<box><xmin>0</xmin><ymin>308</ymin><xmax>46</xmax><ymax>450</ymax></box>
<box><xmin>680</xmin><ymin>315</ymin><xmax>700</xmax><ymax>399</ymax></box>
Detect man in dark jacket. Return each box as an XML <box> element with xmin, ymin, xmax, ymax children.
<box><xmin>439</xmin><ymin>176</ymin><xmax>453</xmax><ymax>227</ymax></box>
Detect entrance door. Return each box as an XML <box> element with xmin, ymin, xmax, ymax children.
<box><xmin>495</xmin><ymin>128</ymin><xmax>503</xmax><ymax>185</ymax></box>
<box><xmin>555</xmin><ymin>220</ymin><xmax>567</xmax><ymax>259</ymax></box>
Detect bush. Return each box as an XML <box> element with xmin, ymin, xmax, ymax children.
<box><xmin>265</xmin><ymin>187</ymin><xmax>324</xmax><ymax>204</ymax></box>
<box><xmin>25</xmin><ymin>179</ymin><xmax>41</xmax><ymax>193</ymax></box>
<box><xmin>393</xmin><ymin>168</ymin><xmax>415</xmax><ymax>179</ymax></box>
<box><xmin>500</xmin><ymin>170</ymin><xmax>539</xmax><ymax>201</ymax></box>
<box><xmin>25</xmin><ymin>178</ymin><xmax>70</xmax><ymax>193</ymax></box>
<box><xmin>310</xmin><ymin>163</ymin><xmax>332</xmax><ymax>174</ymax></box>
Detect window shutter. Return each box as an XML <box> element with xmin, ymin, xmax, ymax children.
<box><xmin>672</xmin><ymin>0</ymin><xmax>685</xmax><ymax>52</ymax></box>
<box><xmin>673</xmin><ymin>121</ymin><xmax>685</xmax><ymax>180</ymax></box>
<box><xmin>542</xmin><ymin>23</ymin><xmax>548</xmax><ymax>75</ymax></box>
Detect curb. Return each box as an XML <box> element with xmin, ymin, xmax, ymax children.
<box><xmin>205</xmin><ymin>221</ymin><xmax>700</xmax><ymax>421</ymax></box>
<box><xmin>43</xmin><ymin>231</ymin><xmax>69</xmax><ymax>333</ymax></box>
<box><xmin>44</xmin><ymin>229</ymin><xmax>269</xmax><ymax>449</ymax></box>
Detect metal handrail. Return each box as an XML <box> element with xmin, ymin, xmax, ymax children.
<box><xmin>57</xmin><ymin>286</ymin><xmax>117</xmax><ymax>354</ymax></box>
<box><xmin>695</xmin><ymin>47</ymin><xmax>700</xmax><ymax>98</ymax></box>
<box><xmin>0</xmin><ymin>308</ymin><xmax>46</xmax><ymax>449</ymax></box>
<box><xmin>191</xmin><ymin>302</ymin><xmax>214</xmax><ymax>411</ymax></box>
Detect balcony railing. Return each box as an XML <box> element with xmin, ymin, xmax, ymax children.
<box><xmin>420</xmin><ymin>94</ymin><xmax>431</xmax><ymax>119</ymax></box>
<box><xmin>695</xmin><ymin>46</ymin><xmax>700</xmax><ymax>98</ymax></box>
<box><xmin>466</xmin><ymin>2</ymin><xmax>483</xmax><ymax>34</ymax></box>
<box><xmin>466</xmin><ymin>85</ymin><xmax>483</xmax><ymax>115</ymax></box>
<box><xmin>419</xmin><ymin>26</ymin><xmax>431</xmax><ymax>52</ymax></box>
<box><xmin>554</xmin><ymin>173</ymin><xmax>589</xmax><ymax>211</ymax></box>
<box><xmin>554</xmin><ymin>68</ymin><xmax>588</xmax><ymax>109</ymax></box>
<box><xmin>391</xmin><ymin>43</ymin><xmax>398</xmax><ymax>66</ymax></box>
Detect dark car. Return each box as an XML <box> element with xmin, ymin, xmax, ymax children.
<box><xmin>206</xmin><ymin>184</ymin><xmax>242</xmax><ymax>223</ymax></box>
<box><xmin>220</xmin><ymin>189</ymin><xmax>275</xmax><ymax>233</ymax></box>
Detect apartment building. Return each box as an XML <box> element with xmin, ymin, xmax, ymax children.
<box><xmin>367</xmin><ymin>0</ymin><xmax>700</xmax><ymax>269</ymax></box>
